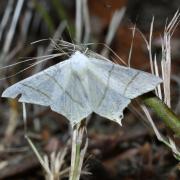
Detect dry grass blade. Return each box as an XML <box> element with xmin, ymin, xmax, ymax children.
<box><xmin>154</xmin><ymin>55</ymin><xmax>162</xmax><ymax>99</ymax></box>
<box><xmin>161</xmin><ymin>10</ymin><xmax>180</xmax><ymax>107</ymax></box>
<box><xmin>3</xmin><ymin>0</ymin><xmax>24</xmax><ymax>55</ymax></box>
<box><xmin>75</xmin><ymin>0</ymin><xmax>83</xmax><ymax>43</ymax></box>
<box><xmin>70</xmin><ymin>122</ymin><xmax>88</xmax><ymax>180</ymax></box>
<box><xmin>82</xmin><ymin>0</ymin><xmax>90</xmax><ymax>43</ymax></box>
<box><xmin>0</xmin><ymin>161</ymin><xmax>8</xmax><ymax>171</ymax></box>
<box><xmin>141</xmin><ymin>104</ymin><xmax>180</xmax><ymax>160</ymax></box>
<box><xmin>23</xmin><ymin>103</ymin><xmax>68</xmax><ymax>180</ymax></box>
<box><xmin>128</xmin><ymin>25</ymin><xmax>136</xmax><ymax>67</ymax></box>
<box><xmin>148</xmin><ymin>17</ymin><xmax>155</xmax><ymax>74</ymax></box>
<box><xmin>141</xmin><ymin>10</ymin><xmax>180</xmax><ymax>160</ymax></box>
<box><xmin>101</xmin><ymin>7</ymin><xmax>126</xmax><ymax>57</ymax></box>
<box><xmin>0</xmin><ymin>0</ymin><xmax>14</xmax><ymax>41</ymax></box>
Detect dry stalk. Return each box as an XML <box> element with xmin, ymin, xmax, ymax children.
<box><xmin>141</xmin><ymin>11</ymin><xmax>180</xmax><ymax>160</ymax></box>
<box><xmin>70</xmin><ymin>121</ymin><xmax>88</xmax><ymax>180</ymax></box>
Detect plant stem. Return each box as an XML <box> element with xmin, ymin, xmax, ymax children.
<box><xmin>70</xmin><ymin>120</ymin><xmax>88</xmax><ymax>180</ymax></box>
<box><xmin>141</xmin><ymin>92</ymin><xmax>180</xmax><ymax>137</ymax></box>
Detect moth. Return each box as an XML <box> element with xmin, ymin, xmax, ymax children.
<box><xmin>2</xmin><ymin>51</ymin><xmax>162</xmax><ymax>126</ymax></box>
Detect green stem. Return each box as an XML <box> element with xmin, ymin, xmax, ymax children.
<box><xmin>141</xmin><ymin>92</ymin><xmax>180</xmax><ymax>137</ymax></box>
<box><xmin>72</xmin><ymin>143</ymin><xmax>81</xmax><ymax>180</ymax></box>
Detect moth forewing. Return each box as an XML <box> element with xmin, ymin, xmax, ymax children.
<box><xmin>88</xmin><ymin>57</ymin><xmax>162</xmax><ymax>98</ymax></box>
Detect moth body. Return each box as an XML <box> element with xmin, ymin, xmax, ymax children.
<box><xmin>70</xmin><ymin>51</ymin><xmax>89</xmax><ymax>76</ymax></box>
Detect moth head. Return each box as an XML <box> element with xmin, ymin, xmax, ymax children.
<box><xmin>70</xmin><ymin>51</ymin><xmax>89</xmax><ymax>75</ymax></box>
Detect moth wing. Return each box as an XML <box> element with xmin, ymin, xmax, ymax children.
<box><xmin>87</xmin><ymin>68</ymin><xmax>130</xmax><ymax>125</ymax></box>
<box><xmin>87</xmin><ymin>58</ymin><xmax>161</xmax><ymax>125</ymax></box>
<box><xmin>2</xmin><ymin>62</ymin><xmax>67</xmax><ymax>106</ymax></box>
<box><xmin>50</xmin><ymin>68</ymin><xmax>92</xmax><ymax>125</ymax></box>
<box><xmin>88</xmin><ymin>58</ymin><xmax>162</xmax><ymax>99</ymax></box>
<box><xmin>2</xmin><ymin>60</ymin><xmax>92</xmax><ymax>125</ymax></box>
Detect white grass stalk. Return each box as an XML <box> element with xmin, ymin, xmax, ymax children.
<box><xmin>3</xmin><ymin>0</ymin><xmax>24</xmax><ymax>55</ymax></box>
<box><xmin>140</xmin><ymin>17</ymin><xmax>155</xmax><ymax>75</ymax></box>
<box><xmin>142</xmin><ymin>11</ymin><xmax>180</xmax><ymax>160</ymax></box>
<box><xmin>4</xmin><ymin>101</ymin><xmax>18</xmax><ymax>139</ymax></box>
<box><xmin>148</xmin><ymin>16</ymin><xmax>155</xmax><ymax>74</ymax></box>
<box><xmin>101</xmin><ymin>7</ymin><xmax>126</xmax><ymax>57</ymax></box>
<box><xmin>70</xmin><ymin>123</ymin><xmax>88</xmax><ymax>180</ymax></box>
<box><xmin>20</xmin><ymin>1</ymin><xmax>33</xmax><ymax>42</ymax></box>
<box><xmin>128</xmin><ymin>25</ymin><xmax>136</xmax><ymax>67</ymax></box>
<box><xmin>82</xmin><ymin>0</ymin><xmax>90</xmax><ymax>43</ymax></box>
<box><xmin>22</xmin><ymin>103</ymin><xmax>68</xmax><ymax>179</ymax></box>
<box><xmin>0</xmin><ymin>161</ymin><xmax>8</xmax><ymax>171</ymax></box>
<box><xmin>75</xmin><ymin>0</ymin><xmax>83</xmax><ymax>43</ymax></box>
<box><xmin>154</xmin><ymin>55</ymin><xmax>162</xmax><ymax>100</ymax></box>
<box><xmin>0</xmin><ymin>0</ymin><xmax>14</xmax><ymax>41</ymax></box>
<box><xmin>161</xmin><ymin>29</ymin><xmax>171</xmax><ymax>107</ymax></box>
<box><xmin>141</xmin><ymin>105</ymin><xmax>180</xmax><ymax>160</ymax></box>
<box><xmin>161</xmin><ymin>10</ymin><xmax>180</xmax><ymax>107</ymax></box>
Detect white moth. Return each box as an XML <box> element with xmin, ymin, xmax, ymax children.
<box><xmin>2</xmin><ymin>51</ymin><xmax>162</xmax><ymax>126</ymax></box>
